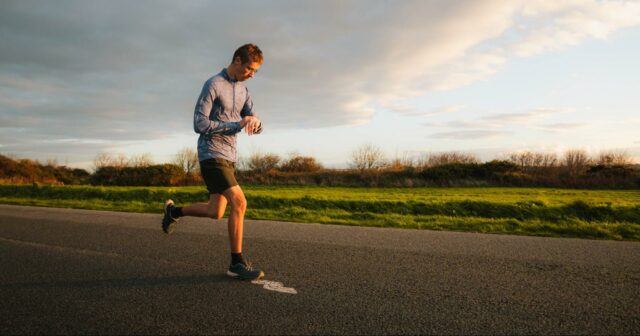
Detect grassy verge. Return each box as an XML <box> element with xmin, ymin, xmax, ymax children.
<box><xmin>1</xmin><ymin>185</ymin><xmax>638</xmax><ymax>241</ymax></box>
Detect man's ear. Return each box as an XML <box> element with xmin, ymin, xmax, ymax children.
<box><xmin>233</xmin><ymin>56</ymin><xmax>242</xmax><ymax>65</ymax></box>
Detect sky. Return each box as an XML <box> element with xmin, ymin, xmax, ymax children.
<box><xmin>1</xmin><ymin>0</ymin><xmax>639</xmax><ymax>170</ymax></box>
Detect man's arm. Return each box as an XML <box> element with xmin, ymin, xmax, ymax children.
<box><xmin>241</xmin><ymin>88</ymin><xmax>262</xmax><ymax>134</ymax></box>
<box><xmin>193</xmin><ymin>81</ymin><xmax>243</xmax><ymax>136</ymax></box>
<box><xmin>240</xmin><ymin>87</ymin><xmax>255</xmax><ymax>118</ymax></box>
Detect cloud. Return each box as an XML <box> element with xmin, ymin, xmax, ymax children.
<box><xmin>533</xmin><ymin>122</ymin><xmax>588</xmax><ymax>132</ymax></box>
<box><xmin>424</xmin><ymin>119</ymin><xmax>498</xmax><ymax>129</ymax></box>
<box><xmin>386</xmin><ymin>104</ymin><xmax>465</xmax><ymax>117</ymax></box>
<box><xmin>418</xmin><ymin>1</ymin><xmax>640</xmax><ymax>90</ymax></box>
<box><xmin>429</xmin><ymin>130</ymin><xmax>508</xmax><ymax>140</ymax></box>
<box><xmin>421</xmin><ymin>51</ymin><xmax>509</xmax><ymax>91</ymax></box>
<box><xmin>1</xmin><ymin>0</ymin><xmax>638</xmax><ymax>164</ymax></box>
<box><xmin>480</xmin><ymin>108</ymin><xmax>564</xmax><ymax>123</ymax></box>
<box><xmin>513</xmin><ymin>0</ymin><xmax>640</xmax><ymax>57</ymax></box>
<box><xmin>424</xmin><ymin>107</ymin><xmax>570</xmax><ymax>129</ymax></box>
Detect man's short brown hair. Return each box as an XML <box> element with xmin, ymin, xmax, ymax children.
<box><xmin>233</xmin><ymin>44</ymin><xmax>263</xmax><ymax>64</ymax></box>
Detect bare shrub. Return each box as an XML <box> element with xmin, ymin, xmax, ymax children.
<box><xmin>386</xmin><ymin>158</ymin><xmax>405</xmax><ymax>171</ymax></box>
<box><xmin>386</xmin><ymin>152</ymin><xmax>415</xmax><ymax>171</ymax></box>
<box><xmin>422</xmin><ymin>152</ymin><xmax>478</xmax><ymax>168</ymax></box>
<box><xmin>113</xmin><ymin>153</ymin><xmax>129</xmax><ymax>168</ymax></box>
<box><xmin>280</xmin><ymin>154</ymin><xmax>323</xmax><ymax>172</ymax></box>
<box><xmin>350</xmin><ymin>143</ymin><xmax>385</xmax><ymax>170</ymax></box>
<box><xmin>93</xmin><ymin>152</ymin><xmax>113</xmax><ymax>170</ymax></box>
<box><xmin>172</xmin><ymin>147</ymin><xmax>199</xmax><ymax>174</ymax></box>
<box><xmin>248</xmin><ymin>152</ymin><xmax>281</xmax><ymax>172</ymax></box>
<box><xmin>129</xmin><ymin>153</ymin><xmax>154</xmax><ymax>168</ymax></box>
<box><xmin>507</xmin><ymin>151</ymin><xmax>558</xmax><ymax>170</ymax></box>
<box><xmin>94</xmin><ymin>152</ymin><xmax>153</xmax><ymax>170</ymax></box>
<box><xmin>236</xmin><ymin>156</ymin><xmax>250</xmax><ymax>172</ymax></box>
<box><xmin>45</xmin><ymin>158</ymin><xmax>59</xmax><ymax>167</ymax></box>
<box><xmin>596</xmin><ymin>151</ymin><xmax>633</xmax><ymax>166</ymax></box>
<box><xmin>538</xmin><ymin>153</ymin><xmax>558</xmax><ymax>167</ymax></box>
<box><xmin>562</xmin><ymin>149</ymin><xmax>591</xmax><ymax>176</ymax></box>
<box><xmin>416</xmin><ymin>154</ymin><xmax>428</xmax><ymax>168</ymax></box>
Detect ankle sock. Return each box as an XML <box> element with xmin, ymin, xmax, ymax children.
<box><xmin>231</xmin><ymin>252</ymin><xmax>245</xmax><ymax>266</ymax></box>
<box><xmin>170</xmin><ymin>206</ymin><xmax>183</xmax><ymax>218</ymax></box>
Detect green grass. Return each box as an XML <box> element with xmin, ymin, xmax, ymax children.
<box><xmin>1</xmin><ymin>184</ymin><xmax>638</xmax><ymax>241</ymax></box>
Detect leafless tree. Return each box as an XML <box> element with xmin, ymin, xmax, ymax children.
<box><xmin>172</xmin><ymin>147</ymin><xmax>199</xmax><ymax>174</ymax></box>
<box><xmin>563</xmin><ymin>149</ymin><xmax>591</xmax><ymax>176</ymax></box>
<box><xmin>596</xmin><ymin>150</ymin><xmax>633</xmax><ymax>166</ymax></box>
<box><xmin>129</xmin><ymin>153</ymin><xmax>154</xmax><ymax>167</ymax></box>
<box><xmin>508</xmin><ymin>151</ymin><xmax>558</xmax><ymax>169</ymax></box>
<box><xmin>539</xmin><ymin>153</ymin><xmax>558</xmax><ymax>167</ymax></box>
<box><xmin>350</xmin><ymin>143</ymin><xmax>385</xmax><ymax>170</ymax></box>
<box><xmin>93</xmin><ymin>152</ymin><xmax>113</xmax><ymax>170</ymax></box>
<box><xmin>112</xmin><ymin>153</ymin><xmax>129</xmax><ymax>168</ymax></box>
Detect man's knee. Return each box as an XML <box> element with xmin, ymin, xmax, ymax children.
<box><xmin>230</xmin><ymin>195</ymin><xmax>247</xmax><ymax>212</ymax></box>
<box><xmin>223</xmin><ymin>186</ymin><xmax>247</xmax><ymax>212</ymax></box>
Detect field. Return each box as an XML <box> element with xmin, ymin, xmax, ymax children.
<box><xmin>1</xmin><ymin>185</ymin><xmax>639</xmax><ymax>241</ymax></box>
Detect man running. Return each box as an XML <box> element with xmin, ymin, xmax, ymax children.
<box><xmin>162</xmin><ymin>43</ymin><xmax>264</xmax><ymax>280</ymax></box>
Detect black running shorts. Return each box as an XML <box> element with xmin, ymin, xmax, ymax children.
<box><xmin>199</xmin><ymin>158</ymin><xmax>238</xmax><ymax>194</ymax></box>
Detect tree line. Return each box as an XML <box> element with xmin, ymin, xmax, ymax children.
<box><xmin>0</xmin><ymin>144</ymin><xmax>638</xmax><ymax>189</ymax></box>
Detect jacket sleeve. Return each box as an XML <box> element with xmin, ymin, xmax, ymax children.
<box><xmin>240</xmin><ymin>87</ymin><xmax>255</xmax><ymax>118</ymax></box>
<box><xmin>193</xmin><ymin>80</ymin><xmax>242</xmax><ymax>137</ymax></box>
<box><xmin>241</xmin><ymin>88</ymin><xmax>262</xmax><ymax>134</ymax></box>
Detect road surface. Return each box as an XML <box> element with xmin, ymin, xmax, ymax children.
<box><xmin>0</xmin><ymin>204</ymin><xmax>638</xmax><ymax>334</ymax></box>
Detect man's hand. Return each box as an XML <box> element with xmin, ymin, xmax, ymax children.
<box><xmin>240</xmin><ymin>116</ymin><xmax>261</xmax><ymax>136</ymax></box>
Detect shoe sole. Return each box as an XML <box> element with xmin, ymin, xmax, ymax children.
<box><xmin>227</xmin><ymin>270</ymin><xmax>265</xmax><ymax>280</ymax></box>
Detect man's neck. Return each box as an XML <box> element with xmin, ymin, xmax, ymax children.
<box><xmin>226</xmin><ymin>64</ymin><xmax>239</xmax><ymax>81</ymax></box>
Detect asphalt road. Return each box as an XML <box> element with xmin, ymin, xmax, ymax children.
<box><xmin>0</xmin><ymin>204</ymin><xmax>639</xmax><ymax>335</ymax></box>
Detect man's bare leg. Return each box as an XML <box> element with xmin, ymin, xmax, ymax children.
<box><xmin>182</xmin><ymin>193</ymin><xmax>228</xmax><ymax>219</ymax></box>
<box><xmin>162</xmin><ymin>194</ymin><xmax>227</xmax><ymax>234</ymax></box>
<box><xmin>222</xmin><ymin>185</ymin><xmax>247</xmax><ymax>254</ymax></box>
<box><xmin>222</xmin><ymin>185</ymin><xmax>263</xmax><ymax>279</ymax></box>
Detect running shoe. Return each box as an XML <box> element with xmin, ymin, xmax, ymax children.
<box><xmin>162</xmin><ymin>199</ymin><xmax>178</xmax><ymax>234</ymax></box>
<box><xmin>227</xmin><ymin>261</ymin><xmax>265</xmax><ymax>280</ymax></box>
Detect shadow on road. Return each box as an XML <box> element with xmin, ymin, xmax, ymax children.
<box><xmin>0</xmin><ymin>274</ymin><xmax>232</xmax><ymax>290</ymax></box>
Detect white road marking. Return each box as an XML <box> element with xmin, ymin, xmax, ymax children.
<box><xmin>251</xmin><ymin>279</ymin><xmax>298</xmax><ymax>294</ymax></box>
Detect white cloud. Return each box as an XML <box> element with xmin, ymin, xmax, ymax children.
<box><xmin>429</xmin><ymin>130</ymin><xmax>508</xmax><ymax>140</ymax></box>
<box><xmin>424</xmin><ymin>105</ymin><xmax>466</xmax><ymax>117</ymax></box>
<box><xmin>424</xmin><ymin>107</ymin><xmax>572</xmax><ymax>129</ymax></box>
<box><xmin>419</xmin><ymin>1</ymin><xmax>640</xmax><ymax>90</ymax></box>
<box><xmin>513</xmin><ymin>0</ymin><xmax>640</xmax><ymax>57</ymax></box>
<box><xmin>533</xmin><ymin>122</ymin><xmax>588</xmax><ymax>132</ymax></box>
<box><xmin>421</xmin><ymin>51</ymin><xmax>509</xmax><ymax>91</ymax></box>
<box><xmin>481</xmin><ymin>107</ymin><xmax>569</xmax><ymax>123</ymax></box>
<box><xmin>386</xmin><ymin>104</ymin><xmax>465</xmax><ymax>117</ymax></box>
<box><xmin>424</xmin><ymin>119</ymin><xmax>500</xmax><ymax>129</ymax></box>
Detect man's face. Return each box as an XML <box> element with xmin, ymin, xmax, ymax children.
<box><xmin>238</xmin><ymin>60</ymin><xmax>261</xmax><ymax>81</ymax></box>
